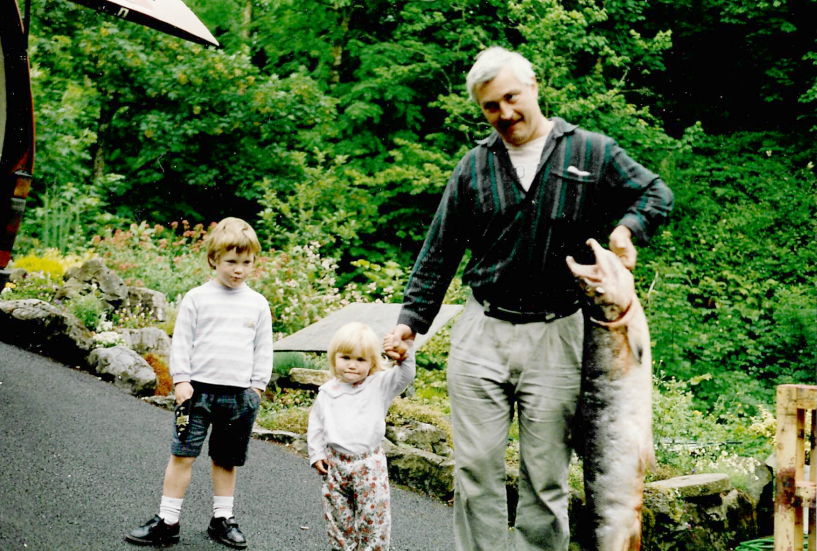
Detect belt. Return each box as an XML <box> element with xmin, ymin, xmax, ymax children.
<box><xmin>477</xmin><ymin>297</ymin><xmax>581</xmax><ymax>324</ymax></box>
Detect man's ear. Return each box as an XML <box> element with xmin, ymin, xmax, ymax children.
<box><xmin>530</xmin><ymin>76</ymin><xmax>539</xmax><ymax>95</ymax></box>
<box><xmin>208</xmin><ymin>256</ymin><xmax>216</xmax><ymax>269</ymax></box>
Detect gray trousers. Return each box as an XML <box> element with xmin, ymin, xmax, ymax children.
<box><xmin>447</xmin><ymin>295</ymin><xmax>583</xmax><ymax>551</ymax></box>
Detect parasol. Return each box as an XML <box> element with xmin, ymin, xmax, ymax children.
<box><xmin>66</xmin><ymin>0</ymin><xmax>219</xmax><ymax>47</ymax></box>
<box><xmin>0</xmin><ymin>0</ymin><xmax>35</xmax><ymax>288</ymax></box>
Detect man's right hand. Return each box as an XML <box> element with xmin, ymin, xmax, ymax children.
<box><xmin>174</xmin><ymin>381</ymin><xmax>194</xmax><ymax>405</ymax></box>
<box><xmin>384</xmin><ymin>324</ymin><xmax>416</xmax><ymax>362</ymax></box>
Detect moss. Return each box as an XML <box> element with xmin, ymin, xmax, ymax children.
<box><xmin>256</xmin><ymin>405</ymin><xmax>311</xmax><ymax>434</ymax></box>
<box><xmin>387</xmin><ymin>397</ymin><xmax>454</xmax><ymax>446</ymax></box>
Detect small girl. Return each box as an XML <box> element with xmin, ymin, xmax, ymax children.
<box><xmin>307</xmin><ymin>322</ymin><xmax>416</xmax><ymax>551</ymax></box>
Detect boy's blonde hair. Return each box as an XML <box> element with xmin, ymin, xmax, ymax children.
<box><xmin>205</xmin><ymin>217</ymin><xmax>262</xmax><ymax>268</ymax></box>
<box><xmin>327</xmin><ymin>322</ymin><xmax>386</xmax><ymax>379</ymax></box>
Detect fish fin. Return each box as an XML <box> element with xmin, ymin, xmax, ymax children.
<box><xmin>627</xmin><ymin>327</ymin><xmax>644</xmax><ymax>364</ymax></box>
<box><xmin>627</xmin><ymin>519</ymin><xmax>642</xmax><ymax>551</ymax></box>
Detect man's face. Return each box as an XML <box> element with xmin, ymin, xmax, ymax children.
<box><xmin>475</xmin><ymin>67</ymin><xmax>545</xmax><ymax>146</ymax></box>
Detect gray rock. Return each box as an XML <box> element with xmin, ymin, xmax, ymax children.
<box><xmin>0</xmin><ymin>299</ymin><xmax>93</xmax><ymax>365</ymax></box>
<box><xmin>9</xmin><ymin>268</ymin><xmax>27</xmax><ymax>282</ymax></box>
<box><xmin>117</xmin><ymin>327</ymin><xmax>171</xmax><ymax>361</ymax></box>
<box><xmin>142</xmin><ymin>395</ymin><xmax>176</xmax><ymax>410</ymax></box>
<box><xmin>644</xmin><ymin>476</ymin><xmax>758</xmax><ymax>550</ymax></box>
<box><xmin>647</xmin><ymin>472</ymin><xmax>731</xmax><ymax>498</ymax></box>
<box><xmin>88</xmin><ymin>346</ymin><xmax>157</xmax><ymax>396</ymax></box>
<box><xmin>386</xmin><ymin>446</ymin><xmax>455</xmax><ymax>500</ymax></box>
<box><xmin>252</xmin><ymin>427</ymin><xmax>309</xmax><ymax>456</ymax></box>
<box><xmin>386</xmin><ymin>421</ymin><xmax>449</xmax><ymax>455</ymax></box>
<box><xmin>63</xmin><ymin>258</ymin><xmax>128</xmax><ymax>305</ymax></box>
<box><xmin>54</xmin><ymin>277</ymin><xmax>90</xmax><ymax>302</ymax></box>
<box><xmin>127</xmin><ymin>287</ymin><xmax>168</xmax><ymax>321</ymax></box>
<box><xmin>288</xmin><ymin>368</ymin><xmax>333</xmax><ymax>387</ymax></box>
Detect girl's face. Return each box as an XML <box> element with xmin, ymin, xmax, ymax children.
<box><xmin>334</xmin><ymin>346</ymin><xmax>373</xmax><ymax>385</ymax></box>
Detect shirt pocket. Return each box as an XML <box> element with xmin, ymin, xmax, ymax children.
<box><xmin>543</xmin><ymin>169</ymin><xmax>594</xmax><ymax>222</ymax></box>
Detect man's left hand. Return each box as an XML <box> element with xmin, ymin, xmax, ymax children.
<box><xmin>609</xmin><ymin>225</ymin><xmax>636</xmax><ymax>270</ymax></box>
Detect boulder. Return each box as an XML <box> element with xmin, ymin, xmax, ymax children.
<box><xmin>88</xmin><ymin>346</ymin><xmax>157</xmax><ymax>396</ymax></box>
<box><xmin>386</xmin><ymin>421</ymin><xmax>451</xmax><ymax>457</ymax></box>
<box><xmin>648</xmin><ymin>472</ymin><xmax>731</xmax><ymax>498</ymax></box>
<box><xmin>287</xmin><ymin>368</ymin><xmax>333</xmax><ymax>388</ymax></box>
<box><xmin>62</xmin><ymin>258</ymin><xmax>128</xmax><ymax>306</ymax></box>
<box><xmin>117</xmin><ymin>327</ymin><xmax>171</xmax><ymax>361</ymax></box>
<box><xmin>0</xmin><ymin>299</ymin><xmax>93</xmax><ymax>366</ymax></box>
<box><xmin>386</xmin><ymin>446</ymin><xmax>455</xmax><ymax>500</ymax></box>
<box><xmin>126</xmin><ymin>287</ymin><xmax>168</xmax><ymax>321</ymax></box>
<box><xmin>644</xmin><ymin>473</ymin><xmax>758</xmax><ymax>550</ymax></box>
<box><xmin>142</xmin><ymin>395</ymin><xmax>175</xmax><ymax>411</ymax></box>
<box><xmin>252</xmin><ymin>427</ymin><xmax>309</xmax><ymax>455</ymax></box>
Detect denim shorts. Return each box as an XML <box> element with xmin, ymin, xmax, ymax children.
<box><xmin>170</xmin><ymin>385</ymin><xmax>261</xmax><ymax>467</ymax></box>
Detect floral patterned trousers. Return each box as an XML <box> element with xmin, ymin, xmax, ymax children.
<box><xmin>322</xmin><ymin>446</ymin><xmax>391</xmax><ymax>551</ymax></box>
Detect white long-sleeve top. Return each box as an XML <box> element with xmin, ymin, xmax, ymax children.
<box><xmin>169</xmin><ymin>280</ymin><xmax>273</xmax><ymax>391</ymax></box>
<box><xmin>307</xmin><ymin>348</ymin><xmax>416</xmax><ymax>465</ymax></box>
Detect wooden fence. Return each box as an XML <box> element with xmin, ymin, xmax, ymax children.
<box><xmin>775</xmin><ymin>384</ymin><xmax>816</xmax><ymax>551</ymax></box>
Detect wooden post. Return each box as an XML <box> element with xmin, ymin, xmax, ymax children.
<box><xmin>775</xmin><ymin>384</ymin><xmax>817</xmax><ymax>551</ymax></box>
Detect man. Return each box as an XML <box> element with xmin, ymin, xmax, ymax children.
<box><xmin>384</xmin><ymin>47</ymin><xmax>673</xmax><ymax>551</ymax></box>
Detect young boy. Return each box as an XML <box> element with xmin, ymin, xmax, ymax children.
<box><xmin>126</xmin><ymin>217</ymin><xmax>273</xmax><ymax>548</ymax></box>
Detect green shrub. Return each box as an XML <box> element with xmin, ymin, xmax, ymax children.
<box><xmin>1</xmin><ymin>273</ymin><xmax>60</xmax><ymax>302</ymax></box>
<box><xmin>65</xmin><ymin>291</ymin><xmax>106</xmax><ymax>330</ymax></box>
<box><xmin>273</xmin><ymin>352</ymin><xmax>321</xmax><ymax>377</ymax></box>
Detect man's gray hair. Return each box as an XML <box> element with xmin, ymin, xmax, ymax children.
<box><xmin>466</xmin><ymin>47</ymin><xmax>537</xmax><ymax>103</ymax></box>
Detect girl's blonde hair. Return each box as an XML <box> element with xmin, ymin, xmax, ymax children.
<box><xmin>327</xmin><ymin>322</ymin><xmax>386</xmax><ymax>379</ymax></box>
<box><xmin>205</xmin><ymin>217</ymin><xmax>262</xmax><ymax>268</ymax></box>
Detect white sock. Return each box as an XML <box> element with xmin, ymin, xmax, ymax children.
<box><xmin>158</xmin><ymin>496</ymin><xmax>183</xmax><ymax>525</ymax></box>
<box><xmin>213</xmin><ymin>495</ymin><xmax>234</xmax><ymax>519</ymax></box>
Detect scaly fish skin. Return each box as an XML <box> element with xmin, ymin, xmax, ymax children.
<box><xmin>566</xmin><ymin>239</ymin><xmax>654</xmax><ymax>551</ymax></box>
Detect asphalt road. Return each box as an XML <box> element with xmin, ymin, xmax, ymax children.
<box><xmin>0</xmin><ymin>342</ymin><xmax>456</xmax><ymax>550</ymax></box>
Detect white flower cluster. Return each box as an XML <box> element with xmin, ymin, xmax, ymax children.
<box><xmin>92</xmin><ymin>331</ymin><xmax>126</xmax><ymax>349</ymax></box>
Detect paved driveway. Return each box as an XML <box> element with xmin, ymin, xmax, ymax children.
<box><xmin>0</xmin><ymin>342</ymin><xmax>455</xmax><ymax>550</ymax></box>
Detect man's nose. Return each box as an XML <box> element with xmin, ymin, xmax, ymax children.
<box><xmin>499</xmin><ymin>102</ymin><xmax>514</xmax><ymax>120</ymax></box>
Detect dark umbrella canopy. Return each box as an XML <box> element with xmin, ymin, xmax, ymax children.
<box><xmin>0</xmin><ymin>0</ymin><xmax>35</xmax><ymax>288</ymax></box>
<box><xmin>67</xmin><ymin>0</ymin><xmax>219</xmax><ymax>47</ymax></box>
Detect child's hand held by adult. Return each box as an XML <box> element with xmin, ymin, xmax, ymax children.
<box><xmin>383</xmin><ymin>324</ymin><xmax>415</xmax><ymax>362</ymax></box>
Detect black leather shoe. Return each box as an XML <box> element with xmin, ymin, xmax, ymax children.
<box><xmin>125</xmin><ymin>515</ymin><xmax>180</xmax><ymax>546</ymax></box>
<box><xmin>208</xmin><ymin>516</ymin><xmax>248</xmax><ymax>549</ymax></box>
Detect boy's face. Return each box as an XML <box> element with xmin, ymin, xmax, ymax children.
<box><xmin>212</xmin><ymin>249</ymin><xmax>255</xmax><ymax>289</ymax></box>
<box><xmin>333</xmin><ymin>346</ymin><xmax>373</xmax><ymax>385</ymax></box>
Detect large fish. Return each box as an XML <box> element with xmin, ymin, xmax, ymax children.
<box><xmin>566</xmin><ymin>238</ymin><xmax>655</xmax><ymax>551</ymax></box>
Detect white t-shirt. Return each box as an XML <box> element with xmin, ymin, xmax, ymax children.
<box><xmin>503</xmin><ymin>135</ymin><xmax>548</xmax><ymax>191</ymax></box>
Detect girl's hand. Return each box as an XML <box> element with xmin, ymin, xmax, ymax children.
<box><xmin>313</xmin><ymin>459</ymin><xmax>328</xmax><ymax>475</ymax></box>
<box><xmin>174</xmin><ymin>382</ymin><xmax>194</xmax><ymax>405</ymax></box>
<box><xmin>384</xmin><ymin>325</ymin><xmax>415</xmax><ymax>362</ymax></box>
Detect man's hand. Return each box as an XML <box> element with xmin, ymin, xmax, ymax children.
<box><xmin>609</xmin><ymin>225</ymin><xmax>636</xmax><ymax>270</ymax></box>
<box><xmin>313</xmin><ymin>459</ymin><xmax>328</xmax><ymax>476</ymax></box>
<box><xmin>384</xmin><ymin>324</ymin><xmax>416</xmax><ymax>362</ymax></box>
<box><xmin>174</xmin><ymin>381</ymin><xmax>194</xmax><ymax>405</ymax></box>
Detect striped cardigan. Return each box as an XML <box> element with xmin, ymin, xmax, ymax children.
<box><xmin>398</xmin><ymin>117</ymin><xmax>674</xmax><ymax>335</ymax></box>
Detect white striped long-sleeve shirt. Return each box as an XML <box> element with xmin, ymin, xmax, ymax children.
<box><xmin>169</xmin><ymin>280</ymin><xmax>273</xmax><ymax>390</ymax></box>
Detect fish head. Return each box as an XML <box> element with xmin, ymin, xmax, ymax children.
<box><xmin>566</xmin><ymin>238</ymin><xmax>635</xmax><ymax>321</ymax></box>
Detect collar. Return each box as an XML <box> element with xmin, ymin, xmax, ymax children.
<box><xmin>319</xmin><ymin>371</ymin><xmax>382</xmax><ymax>397</ymax></box>
<box><xmin>476</xmin><ymin>117</ymin><xmax>577</xmax><ymax>149</ymax></box>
